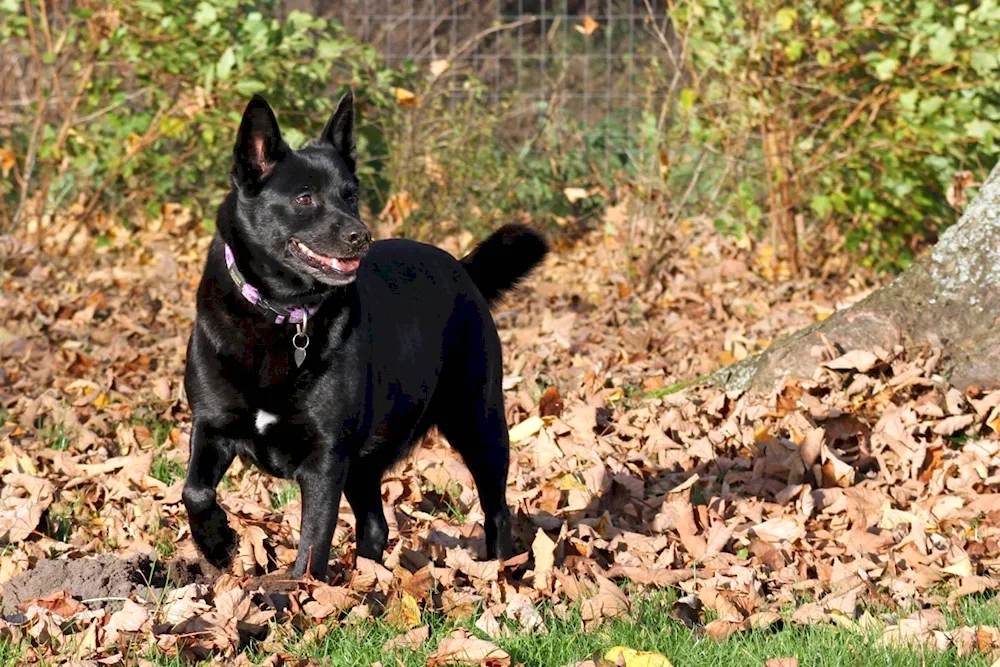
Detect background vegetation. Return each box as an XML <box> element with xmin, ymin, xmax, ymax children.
<box><xmin>1</xmin><ymin>0</ymin><xmax>998</xmax><ymax>273</ymax></box>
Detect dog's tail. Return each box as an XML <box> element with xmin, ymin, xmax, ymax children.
<box><xmin>460</xmin><ymin>224</ymin><xmax>549</xmax><ymax>305</ymax></box>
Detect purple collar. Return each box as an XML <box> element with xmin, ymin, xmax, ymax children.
<box><xmin>223</xmin><ymin>244</ymin><xmax>319</xmax><ymax>324</ymax></box>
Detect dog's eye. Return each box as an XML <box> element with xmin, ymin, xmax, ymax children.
<box><xmin>294</xmin><ymin>193</ymin><xmax>313</xmax><ymax>206</ymax></box>
<box><xmin>342</xmin><ymin>191</ymin><xmax>358</xmax><ymax>207</ymax></box>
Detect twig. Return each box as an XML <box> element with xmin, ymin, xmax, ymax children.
<box><xmin>73</xmin><ymin>87</ymin><xmax>149</xmax><ymax>125</ymax></box>
<box><xmin>12</xmin><ymin>0</ymin><xmax>49</xmax><ymax>230</ymax></box>
<box><xmin>81</xmin><ymin>596</ymin><xmax>136</xmax><ymax>605</ymax></box>
<box><xmin>645</xmin><ymin>151</ymin><xmax>709</xmax><ymax>288</ymax></box>
<box><xmin>34</xmin><ymin>62</ymin><xmax>95</xmax><ymax>243</ymax></box>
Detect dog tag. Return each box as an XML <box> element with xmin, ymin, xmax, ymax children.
<box><xmin>292</xmin><ymin>316</ymin><xmax>309</xmax><ymax>368</ymax></box>
<box><xmin>292</xmin><ymin>332</ymin><xmax>309</xmax><ymax>367</ymax></box>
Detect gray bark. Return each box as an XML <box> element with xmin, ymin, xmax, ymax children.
<box><xmin>715</xmin><ymin>161</ymin><xmax>1000</xmax><ymax>394</ymax></box>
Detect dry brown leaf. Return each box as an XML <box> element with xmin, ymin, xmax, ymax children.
<box><xmin>575</xmin><ymin>15</ymin><xmax>600</xmax><ymax>35</ymax></box>
<box><xmin>531</xmin><ymin>527</ymin><xmax>557</xmax><ymax>590</ymax></box>
<box><xmin>704</xmin><ymin>619</ymin><xmax>745</xmax><ymax>640</ymax></box>
<box><xmin>474</xmin><ymin>608</ymin><xmax>510</xmax><ymax>639</ymax></box>
<box><xmin>933</xmin><ymin>413</ymin><xmax>977</xmax><ymax>435</ymax></box>
<box><xmin>382</xmin><ymin>625</ymin><xmax>430</xmax><ymax>652</ymax></box>
<box><xmin>505</xmin><ymin>593</ymin><xmax>547</xmax><ymax>633</ymax></box>
<box><xmin>103</xmin><ymin>599</ymin><xmax>150</xmax><ymax>644</ymax></box>
<box><xmin>428</xmin><ymin>633</ymin><xmax>511</xmax><ymax>666</ymax></box>
<box><xmin>750</xmin><ymin>516</ymin><xmax>804</xmax><ymax>544</ymax></box>
<box><xmin>581</xmin><ymin>575</ymin><xmax>630</xmax><ymax>629</ymax></box>
<box><xmin>19</xmin><ymin>590</ymin><xmax>84</xmax><ymax>618</ymax></box>
<box><xmin>384</xmin><ymin>592</ymin><xmax>422</xmax><ymax>629</ymax></box>
<box><xmin>824</xmin><ymin>350</ymin><xmax>881</xmax><ymax>373</ymax></box>
<box><xmin>765</xmin><ymin>659</ymin><xmax>798</xmax><ymax>667</ymax></box>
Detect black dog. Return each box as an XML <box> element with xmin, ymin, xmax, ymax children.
<box><xmin>182</xmin><ymin>92</ymin><xmax>547</xmax><ymax>580</ymax></box>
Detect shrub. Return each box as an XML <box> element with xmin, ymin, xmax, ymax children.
<box><xmin>677</xmin><ymin>0</ymin><xmax>1000</xmax><ymax>271</ymax></box>
<box><xmin>0</xmin><ymin>0</ymin><xmax>404</xmax><ymax>233</ymax></box>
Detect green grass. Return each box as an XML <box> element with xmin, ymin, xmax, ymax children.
<box><xmin>291</xmin><ymin>593</ymin><xmax>1000</xmax><ymax>667</ymax></box>
<box><xmin>35</xmin><ymin>418</ymin><xmax>71</xmax><ymax>450</ymax></box>
<box><xmin>427</xmin><ymin>481</ymin><xmax>468</xmax><ymax>524</ymax></box>
<box><xmin>0</xmin><ymin>640</ymin><xmax>22</xmax><ymax>665</ymax></box>
<box><xmin>43</xmin><ymin>503</ymin><xmax>75</xmax><ymax>543</ymax></box>
<box><xmin>151</xmin><ymin>451</ymin><xmax>185</xmax><ymax>485</ymax></box>
<box><xmin>132</xmin><ymin>409</ymin><xmax>174</xmax><ymax>448</ymax></box>
<box><xmin>10</xmin><ymin>593</ymin><xmax>1000</xmax><ymax>666</ymax></box>
<box><xmin>270</xmin><ymin>481</ymin><xmax>301</xmax><ymax>509</ymax></box>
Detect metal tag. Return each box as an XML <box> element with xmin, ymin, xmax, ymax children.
<box><xmin>294</xmin><ymin>347</ymin><xmax>306</xmax><ymax>367</ymax></box>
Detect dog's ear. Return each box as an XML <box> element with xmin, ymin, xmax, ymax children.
<box><xmin>233</xmin><ymin>95</ymin><xmax>285</xmax><ymax>191</ymax></box>
<box><xmin>321</xmin><ymin>91</ymin><xmax>356</xmax><ymax>174</ymax></box>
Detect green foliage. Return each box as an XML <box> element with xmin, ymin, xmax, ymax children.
<box><xmin>677</xmin><ymin>0</ymin><xmax>1000</xmax><ymax>270</ymax></box>
<box><xmin>3</xmin><ymin>0</ymin><xmax>998</xmax><ymax>271</ymax></box>
<box><xmin>151</xmin><ymin>450</ymin><xmax>185</xmax><ymax>485</ymax></box>
<box><xmin>0</xmin><ymin>0</ymin><xmax>405</xmax><ymax>226</ymax></box>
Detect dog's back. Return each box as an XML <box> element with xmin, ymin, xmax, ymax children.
<box><xmin>350</xmin><ymin>226</ymin><xmax>547</xmax><ymax>463</ymax></box>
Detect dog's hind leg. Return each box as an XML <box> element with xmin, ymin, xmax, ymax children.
<box><xmin>436</xmin><ymin>395</ymin><xmax>513</xmax><ymax>561</ymax></box>
<box><xmin>345</xmin><ymin>462</ymin><xmax>389</xmax><ymax>562</ymax></box>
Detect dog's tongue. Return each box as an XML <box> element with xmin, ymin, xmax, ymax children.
<box><xmin>330</xmin><ymin>257</ymin><xmax>360</xmax><ymax>273</ymax></box>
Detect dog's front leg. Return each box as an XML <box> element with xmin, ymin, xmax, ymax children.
<box><xmin>183</xmin><ymin>418</ymin><xmax>237</xmax><ymax>569</ymax></box>
<box><xmin>291</xmin><ymin>448</ymin><xmax>350</xmax><ymax>580</ymax></box>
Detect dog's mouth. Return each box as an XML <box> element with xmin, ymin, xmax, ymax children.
<box><xmin>289</xmin><ymin>239</ymin><xmax>362</xmax><ymax>276</ymax></box>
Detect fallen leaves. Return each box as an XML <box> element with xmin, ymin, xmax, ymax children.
<box><xmin>0</xmin><ymin>473</ymin><xmax>54</xmax><ymax>543</ymax></box>
<box><xmin>2</xmin><ymin>189</ymin><xmax>999</xmax><ymax>665</ymax></box>
<box><xmin>428</xmin><ymin>631</ymin><xmax>511</xmax><ymax>666</ymax></box>
<box><xmin>383</xmin><ymin>624</ymin><xmax>430</xmax><ymax>652</ymax></box>
<box><xmin>385</xmin><ymin>591</ymin><xmax>422</xmax><ymax>629</ymax></box>
<box><xmin>581</xmin><ymin>575</ymin><xmax>630</xmax><ymax>630</ymax></box>
<box><xmin>603</xmin><ymin>646</ymin><xmax>672</xmax><ymax>667</ymax></box>
<box><xmin>508</xmin><ymin>415</ymin><xmax>544</xmax><ymax>444</ymax></box>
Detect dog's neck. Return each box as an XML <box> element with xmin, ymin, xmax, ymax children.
<box><xmin>222</xmin><ymin>242</ymin><xmax>319</xmax><ymax>324</ymax></box>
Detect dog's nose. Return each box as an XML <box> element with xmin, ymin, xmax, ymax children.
<box><xmin>345</xmin><ymin>226</ymin><xmax>372</xmax><ymax>253</ymax></box>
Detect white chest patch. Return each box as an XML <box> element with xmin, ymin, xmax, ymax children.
<box><xmin>255</xmin><ymin>410</ymin><xmax>279</xmax><ymax>434</ymax></box>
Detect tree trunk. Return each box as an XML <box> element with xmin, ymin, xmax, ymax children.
<box><xmin>716</xmin><ymin>162</ymin><xmax>1000</xmax><ymax>394</ymax></box>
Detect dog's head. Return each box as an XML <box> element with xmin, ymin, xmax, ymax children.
<box><xmin>229</xmin><ymin>93</ymin><xmax>371</xmax><ymax>287</ymax></box>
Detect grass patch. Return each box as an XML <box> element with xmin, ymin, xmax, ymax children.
<box><xmin>0</xmin><ymin>640</ymin><xmax>22</xmax><ymax>664</ymax></box>
<box><xmin>270</xmin><ymin>481</ymin><xmax>300</xmax><ymax>509</ymax></box>
<box><xmin>44</xmin><ymin>503</ymin><xmax>75</xmax><ymax>543</ymax></box>
<box><xmin>132</xmin><ymin>409</ymin><xmax>174</xmax><ymax>448</ymax></box>
<box><xmin>35</xmin><ymin>418</ymin><xmax>71</xmax><ymax>450</ymax></box>
<box><xmin>18</xmin><ymin>593</ymin><xmax>1000</xmax><ymax>666</ymax></box>
<box><xmin>291</xmin><ymin>593</ymin><xmax>1000</xmax><ymax>667</ymax></box>
<box><xmin>151</xmin><ymin>451</ymin><xmax>185</xmax><ymax>486</ymax></box>
<box><xmin>425</xmin><ymin>481</ymin><xmax>468</xmax><ymax>524</ymax></box>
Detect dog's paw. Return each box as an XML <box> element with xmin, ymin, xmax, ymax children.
<box><xmin>200</xmin><ymin>523</ymin><xmax>238</xmax><ymax>569</ymax></box>
<box><xmin>191</xmin><ymin>508</ymin><xmax>238</xmax><ymax>570</ymax></box>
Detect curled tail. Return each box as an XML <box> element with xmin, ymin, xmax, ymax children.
<box><xmin>460</xmin><ymin>224</ymin><xmax>549</xmax><ymax>305</ymax></box>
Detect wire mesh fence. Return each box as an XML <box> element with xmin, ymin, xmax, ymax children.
<box><xmin>287</xmin><ymin>0</ymin><xmax>675</xmax><ymax>167</ymax></box>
